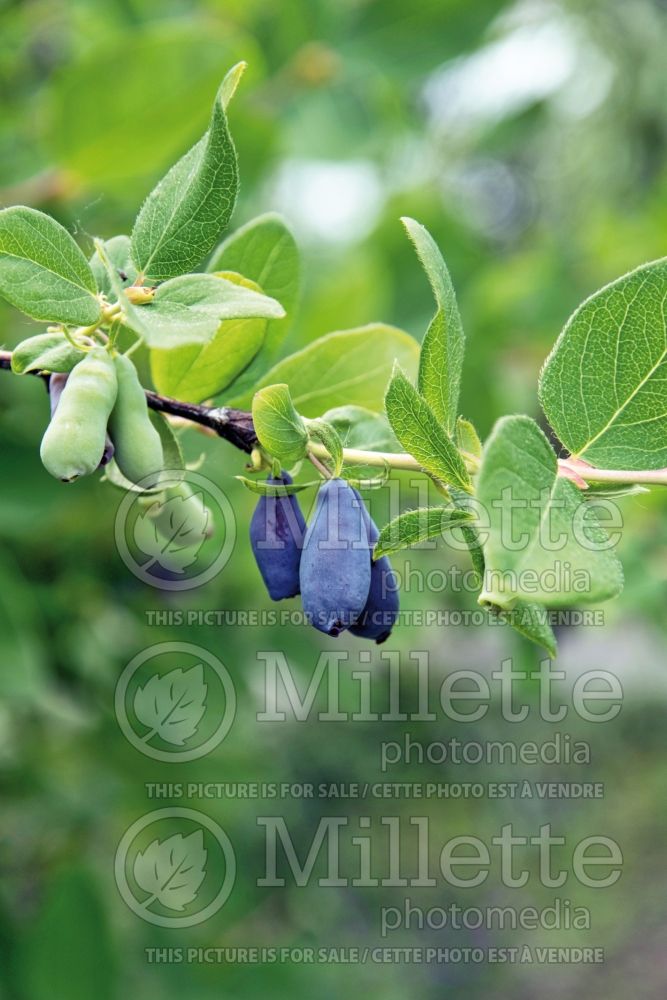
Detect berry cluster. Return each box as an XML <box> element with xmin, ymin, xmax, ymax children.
<box><xmin>250</xmin><ymin>475</ymin><xmax>399</xmax><ymax>643</ymax></box>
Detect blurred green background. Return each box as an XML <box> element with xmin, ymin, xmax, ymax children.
<box><xmin>1</xmin><ymin>0</ymin><xmax>667</xmax><ymax>996</ymax></box>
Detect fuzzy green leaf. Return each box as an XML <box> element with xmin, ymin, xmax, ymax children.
<box><xmin>476</xmin><ymin>415</ymin><xmax>624</xmax><ymax>609</ymax></box>
<box><xmin>252</xmin><ymin>324</ymin><xmax>419</xmax><ymax>417</ymax></box>
<box><xmin>130</xmin><ymin>273</ymin><xmax>283</xmax><ymax>349</ymax></box>
<box><xmin>456</xmin><ymin>416</ymin><xmax>482</xmax><ymax>459</ymax></box>
<box><xmin>90</xmin><ymin>236</ymin><xmax>136</xmax><ymax>298</ymax></box>
<box><xmin>93</xmin><ymin>238</ymin><xmax>148</xmax><ymax>341</ymax></box>
<box><xmin>385</xmin><ymin>365</ymin><xmax>472</xmax><ymax>492</ymax></box>
<box><xmin>539</xmin><ymin>258</ymin><xmax>667</xmax><ymax>470</ymax></box>
<box><xmin>252</xmin><ymin>384</ymin><xmax>308</xmax><ymax>465</ymax></box>
<box><xmin>0</xmin><ymin>207</ymin><xmax>100</xmax><ymax>325</ymax></box>
<box><xmin>322</xmin><ymin>405</ymin><xmax>400</xmax><ymax>453</ymax></box>
<box><xmin>103</xmin><ymin>460</ymin><xmax>160</xmax><ymax>495</ymax></box>
<box><xmin>11</xmin><ymin>333</ymin><xmax>84</xmax><ymax>374</ymax></box>
<box><xmin>149</xmin><ymin>274</ymin><xmax>267</xmax><ymax>400</ymax></box>
<box><xmin>150</xmin><ymin>411</ymin><xmax>185</xmax><ymax>473</ymax></box>
<box><xmin>343</xmin><ymin>470</ymin><xmax>390</xmax><ymax>490</ymax></box>
<box><xmin>236</xmin><ymin>475</ymin><xmax>317</xmax><ymax>496</ymax></box>
<box><xmin>208</xmin><ymin>213</ymin><xmax>300</xmax><ymax>401</ymax></box>
<box><xmin>498</xmin><ymin>601</ymin><xmax>558</xmax><ymax>659</ymax></box>
<box><xmin>306</xmin><ymin>418</ymin><xmax>344</xmax><ymax>477</ymax></box>
<box><xmin>151</xmin><ymin>316</ymin><xmax>265</xmax><ymax>401</ymax></box>
<box><xmin>374</xmin><ymin>507</ymin><xmax>474</xmax><ymax>559</ymax></box>
<box><xmin>402</xmin><ymin>217</ymin><xmax>464</xmax><ymax>435</ymax></box>
<box><xmin>450</xmin><ymin>486</ymin><xmax>486</xmax><ymax>587</ymax></box>
<box><xmin>131</xmin><ymin>64</ymin><xmax>244</xmax><ymax>283</ymax></box>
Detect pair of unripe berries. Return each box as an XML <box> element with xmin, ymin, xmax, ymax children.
<box><xmin>250</xmin><ymin>475</ymin><xmax>400</xmax><ymax>643</ymax></box>
<box><xmin>42</xmin><ymin>347</ymin><xmax>162</xmax><ymax>486</ymax></box>
<box><xmin>41</xmin><ymin>348</ymin><xmax>205</xmax><ymax>535</ymax></box>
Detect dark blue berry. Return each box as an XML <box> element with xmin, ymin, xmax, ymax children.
<box><xmin>350</xmin><ymin>502</ymin><xmax>399</xmax><ymax>644</ymax></box>
<box><xmin>250</xmin><ymin>472</ymin><xmax>306</xmax><ymax>600</ymax></box>
<box><xmin>300</xmin><ymin>478</ymin><xmax>371</xmax><ymax>636</ymax></box>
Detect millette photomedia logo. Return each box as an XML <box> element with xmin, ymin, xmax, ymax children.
<box><xmin>115</xmin><ymin>641</ymin><xmax>236</xmax><ymax>761</ymax></box>
<box><xmin>114</xmin><ymin>808</ymin><xmax>236</xmax><ymax>927</ymax></box>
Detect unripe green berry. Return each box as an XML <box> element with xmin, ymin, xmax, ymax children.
<box><xmin>107</xmin><ymin>353</ymin><xmax>163</xmax><ymax>487</ymax></box>
<box><xmin>40</xmin><ymin>348</ymin><xmax>117</xmax><ymax>482</ymax></box>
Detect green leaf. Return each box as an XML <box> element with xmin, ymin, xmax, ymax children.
<box><xmin>456</xmin><ymin>416</ymin><xmax>482</xmax><ymax>459</ymax></box>
<box><xmin>90</xmin><ymin>236</ymin><xmax>136</xmax><ymax>298</ymax></box>
<box><xmin>402</xmin><ymin>217</ymin><xmax>464</xmax><ymax>435</ymax></box>
<box><xmin>103</xmin><ymin>459</ymin><xmax>162</xmax><ymax>496</ymax></box>
<box><xmin>306</xmin><ymin>418</ymin><xmax>344</xmax><ymax>477</ymax></box>
<box><xmin>129</xmin><ymin>273</ymin><xmax>284</xmax><ymax>349</ymax></box>
<box><xmin>208</xmin><ymin>213</ymin><xmax>300</xmax><ymax>401</ymax></box>
<box><xmin>149</xmin><ymin>274</ymin><xmax>267</xmax><ymax>401</ymax></box>
<box><xmin>236</xmin><ymin>475</ymin><xmax>319</xmax><ymax>496</ymax></box>
<box><xmin>450</xmin><ymin>486</ymin><xmax>486</xmax><ymax>588</ymax></box>
<box><xmin>11</xmin><ymin>333</ymin><xmax>83</xmax><ymax>374</ymax></box>
<box><xmin>385</xmin><ymin>365</ymin><xmax>472</xmax><ymax>492</ymax></box>
<box><xmin>539</xmin><ymin>258</ymin><xmax>667</xmax><ymax>470</ymax></box>
<box><xmin>322</xmin><ymin>405</ymin><xmax>400</xmax><ymax>452</ymax></box>
<box><xmin>374</xmin><ymin>507</ymin><xmax>474</xmax><ymax>559</ymax></box>
<box><xmin>476</xmin><ymin>415</ymin><xmax>624</xmax><ymax>609</ymax></box>
<box><xmin>151</xmin><ymin>317</ymin><xmax>265</xmax><ymax>402</ymax></box>
<box><xmin>19</xmin><ymin>867</ymin><xmax>116</xmax><ymax>1000</ymax></box>
<box><xmin>131</xmin><ymin>64</ymin><xmax>245</xmax><ymax>283</ymax></box>
<box><xmin>252</xmin><ymin>384</ymin><xmax>309</xmax><ymax>465</ymax></box>
<box><xmin>93</xmin><ymin>238</ymin><xmax>145</xmax><ymax>336</ymax></box>
<box><xmin>252</xmin><ymin>324</ymin><xmax>419</xmax><ymax>417</ymax></box>
<box><xmin>498</xmin><ymin>601</ymin><xmax>558</xmax><ymax>659</ymax></box>
<box><xmin>342</xmin><ymin>470</ymin><xmax>390</xmax><ymax>490</ymax></box>
<box><xmin>0</xmin><ymin>207</ymin><xmax>100</xmax><ymax>325</ymax></box>
<box><xmin>150</xmin><ymin>411</ymin><xmax>185</xmax><ymax>472</ymax></box>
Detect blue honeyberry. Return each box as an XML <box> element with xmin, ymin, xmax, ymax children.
<box><xmin>300</xmin><ymin>478</ymin><xmax>372</xmax><ymax>636</ymax></box>
<box><xmin>250</xmin><ymin>471</ymin><xmax>306</xmax><ymax>600</ymax></box>
<box><xmin>350</xmin><ymin>500</ymin><xmax>399</xmax><ymax>644</ymax></box>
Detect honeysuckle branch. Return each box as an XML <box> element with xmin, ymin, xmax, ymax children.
<box><xmin>0</xmin><ymin>349</ymin><xmax>258</xmax><ymax>454</ymax></box>
<box><xmin>308</xmin><ymin>441</ymin><xmax>423</xmax><ymax>472</ymax></box>
<box><xmin>2</xmin><ymin>348</ymin><xmax>667</xmax><ymax>487</ymax></box>
<box><xmin>557</xmin><ymin>458</ymin><xmax>667</xmax><ymax>486</ymax></box>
